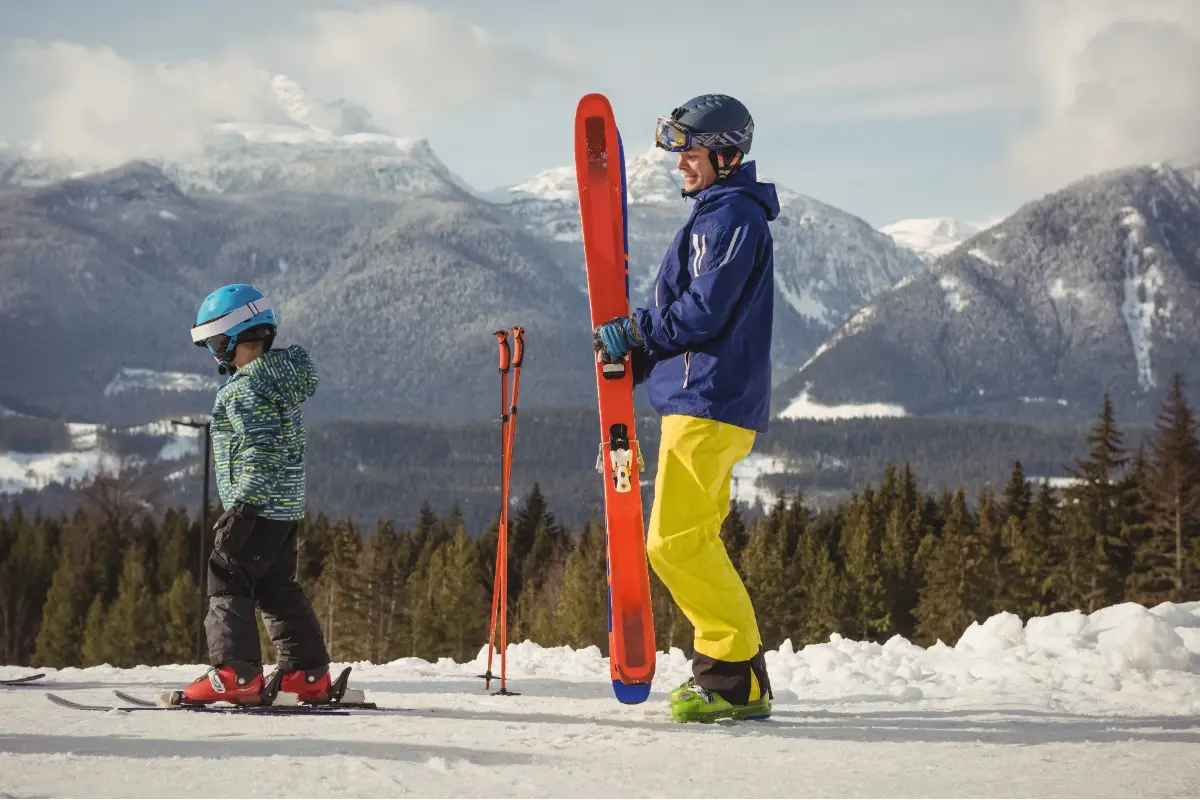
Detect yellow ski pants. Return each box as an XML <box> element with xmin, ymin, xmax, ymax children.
<box><xmin>646</xmin><ymin>414</ymin><xmax>762</xmax><ymax>664</ymax></box>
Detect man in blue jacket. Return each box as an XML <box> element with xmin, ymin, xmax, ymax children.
<box><xmin>594</xmin><ymin>94</ymin><xmax>780</xmax><ymax>723</ymax></box>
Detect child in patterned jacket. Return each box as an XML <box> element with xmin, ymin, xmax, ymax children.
<box><xmin>181</xmin><ymin>283</ymin><xmax>332</xmax><ymax>705</ymax></box>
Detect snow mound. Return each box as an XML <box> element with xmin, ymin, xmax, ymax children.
<box><xmin>762</xmin><ymin>602</ymin><xmax>1200</xmax><ymax>711</ymax></box>
<box><xmin>442</xmin><ymin>601</ymin><xmax>1200</xmax><ymax>716</ymax></box>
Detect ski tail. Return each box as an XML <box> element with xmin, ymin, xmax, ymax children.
<box><xmin>1</xmin><ymin>673</ymin><xmax>45</xmax><ymax>686</ymax></box>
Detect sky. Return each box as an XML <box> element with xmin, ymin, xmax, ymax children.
<box><xmin>1</xmin><ymin>0</ymin><xmax>1198</xmax><ymax>226</ymax></box>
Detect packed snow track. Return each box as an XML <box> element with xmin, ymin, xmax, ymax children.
<box><xmin>2</xmin><ymin>602</ymin><xmax>1199</xmax><ymax>798</ymax></box>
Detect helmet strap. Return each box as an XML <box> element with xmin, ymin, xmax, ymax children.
<box><xmin>216</xmin><ymin>334</ymin><xmax>238</xmax><ymax>375</ymax></box>
<box><xmin>710</xmin><ymin>147</ymin><xmax>744</xmax><ymax>180</ymax></box>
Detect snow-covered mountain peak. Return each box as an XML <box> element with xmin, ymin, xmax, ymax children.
<box><xmin>625</xmin><ymin>146</ymin><xmax>683</xmax><ymax>204</ymax></box>
<box><xmin>503</xmin><ymin>147</ymin><xmax>682</xmax><ymax>205</ymax></box>
<box><xmin>266</xmin><ymin>74</ymin><xmax>383</xmax><ymax>137</ymax></box>
<box><xmin>507</xmin><ymin>165</ymin><xmax>577</xmax><ymax>203</ymax></box>
<box><xmin>879</xmin><ymin>217</ymin><xmax>984</xmax><ymax>261</ymax></box>
<box><xmin>504</xmin><ymin>146</ymin><xmax>796</xmax><ymax>207</ymax></box>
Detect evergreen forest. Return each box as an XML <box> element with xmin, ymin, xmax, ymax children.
<box><xmin>2</xmin><ymin>382</ymin><xmax>1197</xmax><ymax>671</ymax></box>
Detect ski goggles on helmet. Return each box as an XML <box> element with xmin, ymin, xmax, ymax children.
<box><xmin>196</xmin><ymin>332</ymin><xmax>234</xmax><ymax>357</ymax></box>
<box><xmin>654</xmin><ymin>116</ymin><xmax>754</xmax><ymax>153</ymax></box>
<box><xmin>191</xmin><ymin>296</ymin><xmax>273</xmax><ymax>356</ymax></box>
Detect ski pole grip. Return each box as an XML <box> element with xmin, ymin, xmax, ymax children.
<box><xmin>511</xmin><ymin>327</ymin><xmax>525</xmax><ymax>368</ymax></box>
<box><xmin>494</xmin><ymin>330</ymin><xmax>511</xmax><ymax>373</ymax></box>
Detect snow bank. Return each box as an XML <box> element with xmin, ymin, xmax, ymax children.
<box><xmin>762</xmin><ymin>602</ymin><xmax>1200</xmax><ymax>714</ymax></box>
<box><xmin>456</xmin><ymin>602</ymin><xmax>1200</xmax><ymax>716</ymax></box>
<box><xmin>8</xmin><ymin>603</ymin><xmax>1198</xmax><ymax>721</ymax></box>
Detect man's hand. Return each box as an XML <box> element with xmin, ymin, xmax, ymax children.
<box><xmin>593</xmin><ymin>316</ymin><xmax>642</xmax><ymax>362</ymax></box>
<box><xmin>213</xmin><ymin>502</ymin><xmax>263</xmax><ymax>559</ymax></box>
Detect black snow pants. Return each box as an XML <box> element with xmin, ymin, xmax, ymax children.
<box><xmin>205</xmin><ymin>516</ymin><xmax>330</xmax><ymax>671</ymax></box>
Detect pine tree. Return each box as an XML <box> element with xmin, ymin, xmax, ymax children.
<box><xmin>555</xmin><ymin>522</ymin><xmax>609</xmax><ymax>650</ymax></box>
<box><xmin>356</xmin><ymin>520</ymin><xmax>407</xmax><ymax>663</ymax></box>
<box><xmin>1053</xmin><ymin>394</ymin><xmax>1136</xmax><ymax>612</ymax></box>
<box><xmin>915</xmin><ymin>488</ymin><xmax>990</xmax><ymax>645</ymax></box>
<box><xmin>794</xmin><ymin>518</ymin><xmax>845</xmax><ymax>644</ymax></box>
<box><xmin>33</xmin><ymin>554</ymin><xmax>94</xmax><ymax>668</ymax></box>
<box><xmin>154</xmin><ymin>507</ymin><xmax>193</xmax><ymax>592</ymax></box>
<box><xmin>80</xmin><ymin>594</ymin><xmax>109</xmax><ymax>667</ymax></box>
<box><xmin>434</xmin><ymin>525</ymin><xmax>487</xmax><ymax>662</ymax></box>
<box><xmin>880</xmin><ymin>495</ymin><xmax>923</xmax><ymax>639</ymax></box>
<box><xmin>740</xmin><ymin>507</ymin><xmax>798</xmax><ymax>648</ymax></box>
<box><xmin>97</xmin><ymin>545</ymin><xmax>163</xmax><ymax>668</ymax></box>
<box><xmin>510</xmin><ymin>485</ymin><xmax>561</xmax><ymax>604</ymax></box>
<box><xmin>318</xmin><ymin>521</ymin><xmax>363</xmax><ymax>661</ymax></box>
<box><xmin>1002</xmin><ymin>461</ymin><xmax>1034</xmax><ymax>524</ymax></box>
<box><xmin>1129</xmin><ymin>374</ymin><xmax>1200</xmax><ymax>603</ymax></box>
<box><xmin>841</xmin><ymin>489</ymin><xmax>890</xmax><ymax>640</ymax></box>
<box><xmin>977</xmin><ymin>488</ymin><xmax>1019</xmax><ymax>615</ymax></box>
<box><xmin>161</xmin><ymin>571</ymin><xmax>200</xmax><ymax>664</ymax></box>
<box><xmin>298</xmin><ymin>512</ymin><xmax>334</xmax><ymax>585</ymax></box>
<box><xmin>0</xmin><ymin>514</ymin><xmax>58</xmax><ymax>664</ymax></box>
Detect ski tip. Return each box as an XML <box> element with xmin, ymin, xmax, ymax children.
<box><xmin>611</xmin><ymin>679</ymin><xmax>652</xmax><ymax>705</ymax></box>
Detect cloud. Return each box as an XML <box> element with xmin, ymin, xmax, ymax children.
<box><xmin>5</xmin><ymin>40</ymin><xmax>275</xmax><ymax>164</ymax></box>
<box><xmin>0</xmin><ymin>2</ymin><xmax>583</xmax><ymax>166</ymax></box>
<box><xmin>1001</xmin><ymin>0</ymin><xmax>1200</xmax><ymax>189</ymax></box>
<box><xmin>264</xmin><ymin>4</ymin><xmax>583</xmax><ymax>130</ymax></box>
<box><xmin>792</xmin><ymin>83</ymin><xmax>1030</xmax><ymax>123</ymax></box>
<box><xmin>756</xmin><ymin>8</ymin><xmax>1033</xmax><ymax>125</ymax></box>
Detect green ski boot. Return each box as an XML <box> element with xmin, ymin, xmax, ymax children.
<box><xmin>669</xmin><ymin>678</ymin><xmax>697</xmax><ymax>703</ymax></box>
<box><xmin>670</xmin><ymin>683</ymin><xmax>772</xmax><ymax>723</ymax></box>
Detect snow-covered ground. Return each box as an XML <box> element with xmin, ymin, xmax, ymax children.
<box><xmin>3</xmin><ymin>602</ymin><xmax>1199</xmax><ymax>797</ymax></box>
<box><xmin>779</xmin><ymin>389</ymin><xmax>909</xmax><ymax>421</ymax></box>
<box><xmin>0</xmin><ymin>415</ymin><xmax>202</xmax><ymax>494</ymax></box>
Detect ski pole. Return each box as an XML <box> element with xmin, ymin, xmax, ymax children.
<box><xmin>482</xmin><ymin>329</ymin><xmax>511</xmax><ymax>691</ymax></box>
<box><xmin>497</xmin><ymin>326</ymin><xmax>525</xmax><ymax>696</ymax></box>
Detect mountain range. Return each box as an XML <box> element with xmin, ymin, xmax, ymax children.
<box><xmin>0</xmin><ymin>75</ymin><xmax>925</xmax><ymax>426</ymax></box>
<box><xmin>4</xmin><ymin>76</ymin><xmax>1200</xmax><ymax>429</ymax></box>
<box><xmin>778</xmin><ymin>162</ymin><xmax>1200</xmax><ymax>423</ymax></box>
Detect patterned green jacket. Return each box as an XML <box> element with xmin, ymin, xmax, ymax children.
<box><xmin>210</xmin><ymin>345</ymin><xmax>317</xmax><ymax>520</ymax></box>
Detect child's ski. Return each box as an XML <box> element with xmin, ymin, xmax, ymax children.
<box><xmin>111</xmin><ymin>689</ymin><xmax>382</xmax><ymax>711</ymax></box>
<box><xmin>574</xmin><ymin>92</ymin><xmax>656</xmax><ymax>704</ymax></box>
<box><xmin>46</xmin><ymin>693</ymin><xmax>348</xmax><ymax>715</ymax></box>
<box><xmin>0</xmin><ymin>673</ymin><xmax>45</xmax><ymax>686</ymax></box>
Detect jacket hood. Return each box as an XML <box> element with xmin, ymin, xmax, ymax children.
<box><xmin>691</xmin><ymin>161</ymin><xmax>780</xmax><ymax>222</ymax></box>
<box><xmin>235</xmin><ymin>344</ymin><xmax>318</xmax><ymax>406</ymax></box>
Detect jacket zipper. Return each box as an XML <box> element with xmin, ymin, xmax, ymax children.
<box><xmin>683</xmin><ymin>351</ymin><xmax>691</xmax><ymax>388</ymax></box>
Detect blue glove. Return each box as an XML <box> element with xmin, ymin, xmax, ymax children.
<box><xmin>593</xmin><ymin>316</ymin><xmax>642</xmax><ymax>362</ymax></box>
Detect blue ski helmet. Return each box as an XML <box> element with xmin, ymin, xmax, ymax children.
<box><xmin>191</xmin><ymin>283</ymin><xmax>277</xmax><ymax>373</ymax></box>
<box><xmin>655</xmin><ymin>94</ymin><xmax>754</xmax><ymax>179</ymax></box>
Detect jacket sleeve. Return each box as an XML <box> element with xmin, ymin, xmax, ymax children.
<box><xmin>635</xmin><ymin>205</ymin><xmax>764</xmax><ymax>358</ymax></box>
<box><xmin>226</xmin><ymin>387</ymin><xmax>283</xmax><ymax>508</ymax></box>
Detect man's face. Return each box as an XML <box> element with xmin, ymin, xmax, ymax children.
<box><xmin>677</xmin><ymin>145</ymin><xmax>716</xmax><ymax>193</ymax></box>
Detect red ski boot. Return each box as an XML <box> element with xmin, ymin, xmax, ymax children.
<box><xmin>270</xmin><ymin>666</ymin><xmax>367</xmax><ymax>706</ymax></box>
<box><xmin>278</xmin><ymin>667</ymin><xmax>332</xmax><ymax>703</ymax></box>
<box><xmin>177</xmin><ymin>662</ymin><xmax>264</xmax><ymax>705</ymax></box>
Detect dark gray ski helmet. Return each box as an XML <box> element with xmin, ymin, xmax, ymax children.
<box><xmin>656</xmin><ymin>93</ymin><xmax>754</xmax><ymax>178</ymax></box>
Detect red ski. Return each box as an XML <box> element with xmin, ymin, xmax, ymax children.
<box><xmin>574</xmin><ymin>92</ymin><xmax>656</xmax><ymax>703</ymax></box>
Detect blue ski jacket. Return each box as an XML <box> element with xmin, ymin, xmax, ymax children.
<box><xmin>632</xmin><ymin>161</ymin><xmax>780</xmax><ymax>433</ymax></box>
